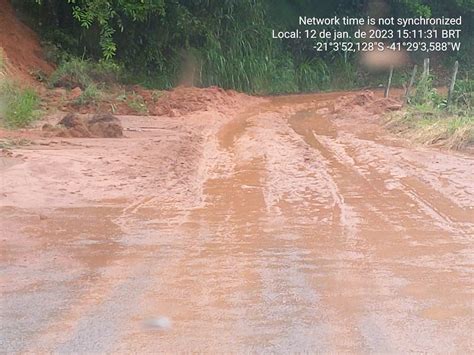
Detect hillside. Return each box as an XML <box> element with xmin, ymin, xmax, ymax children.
<box><xmin>0</xmin><ymin>0</ymin><xmax>53</xmax><ymax>84</ymax></box>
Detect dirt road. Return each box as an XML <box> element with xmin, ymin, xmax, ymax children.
<box><xmin>1</xmin><ymin>91</ymin><xmax>473</xmax><ymax>353</ymax></box>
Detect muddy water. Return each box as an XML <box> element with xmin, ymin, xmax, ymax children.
<box><xmin>1</xmin><ymin>93</ymin><xmax>473</xmax><ymax>353</ymax></box>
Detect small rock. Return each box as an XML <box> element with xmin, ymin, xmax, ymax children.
<box><xmin>143</xmin><ymin>316</ymin><xmax>172</xmax><ymax>330</ymax></box>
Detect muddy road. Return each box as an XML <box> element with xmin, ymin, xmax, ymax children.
<box><xmin>1</xmin><ymin>91</ymin><xmax>473</xmax><ymax>353</ymax></box>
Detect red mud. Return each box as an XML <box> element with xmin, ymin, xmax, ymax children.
<box><xmin>150</xmin><ymin>86</ymin><xmax>241</xmax><ymax>116</ymax></box>
<box><xmin>48</xmin><ymin>86</ymin><xmax>246</xmax><ymax>117</ymax></box>
<box><xmin>42</xmin><ymin>113</ymin><xmax>123</xmax><ymax>138</ymax></box>
<box><xmin>334</xmin><ymin>90</ymin><xmax>403</xmax><ymax>116</ymax></box>
<box><xmin>1</xmin><ymin>89</ymin><xmax>473</xmax><ymax>353</ymax></box>
<box><xmin>0</xmin><ymin>6</ymin><xmax>472</xmax><ymax>352</ymax></box>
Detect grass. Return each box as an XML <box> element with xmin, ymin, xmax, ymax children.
<box><xmin>49</xmin><ymin>57</ymin><xmax>129</xmax><ymax>107</ymax></box>
<box><xmin>151</xmin><ymin>90</ymin><xmax>163</xmax><ymax>102</ymax></box>
<box><xmin>73</xmin><ymin>83</ymin><xmax>102</xmax><ymax>106</ymax></box>
<box><xmin>42</xmin><ymin>47</ymin><xmax>427</xmax><ymax>97</ymax></box>
<box><xmin>0</xmin><ymin>50</ymin><xmax>39</xmax><ymax>128</ymax></box>
<box><xmin>0</xmin><ymin>81</ymin><xmax>41</xmax><ymax>128</ymax></box>
<box><xmin>126</xmin><ymin>92</ymin><xmax>148</xmax><ymax>114</ymax></box>
<box><xmin>386</xmin><ymin>108</ymin><xmax>473</xmax><ymax>150</ymax></box>
<box><xmin>115</xmin><ymin>91</ymin><xmax>148</xmax><ymax>113</ymax></box>
<box><xmin>386</xmin><ymin>77</ymin><xmax>473</xmax><ymax>150</ymax></box>
<box><xmin>49</xmin><ymin>57</ymin><xmax>122</xmax><ymax>89</ymax></box>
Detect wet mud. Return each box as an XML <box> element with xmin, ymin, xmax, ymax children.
<box><xmin>1</xmin><ymin>91</ymin><xmax>473</xmax><ymax>353</ymax></box>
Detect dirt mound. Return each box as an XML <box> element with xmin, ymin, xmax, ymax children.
<box><xmin>87</xmin><ymin>114</ymin><xmax>124</xmax><ymax>137</ymax></box>
<box><xmin>369</xmin><ymin>97</ymin><xmax>403</xmax><ymax>114</ymax></box>
<box><xmin>43</xmin><ymin>113</ymin><xmax>123</xmax><ymax>138</ymax></box>
<box><xmin>334</xmin><ymin>90</ymin><xmax>402</xmax><ymax>116</ymax></box>
<box><xmin>151</xmin><ymin>86</ymin><xmax>239</xmax><ymax>116</ymax></box>
<box><xmin>0</xmin><ymin>0</ymin><xmax>54</xmax><ymax>84</ymax></box>
<box><xmin>347</xmin><ymin>91</ymin><xmax>376</xmax><ymax>106</ymax></box>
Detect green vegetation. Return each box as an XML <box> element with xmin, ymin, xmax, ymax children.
<box><xmin>0</xmin><ymin>81</ymin><xmax>41</xmax><ymax>128</ymax></box>
<box><xmin>387</xmin><ymin>77</ymin><xmax>473</xmax><ymax>150</ymax></box>
<box><xmin>47</xmin><ymin>57</ymin><xmax>123</xmax><ymax>107</ymax></box>
<box><xmin>15</xmin><ymin>0</ymin><xmax>473</xmax><ymax>94</ymax></box>
<box><xmin>387</xmin><ymin>109</ymin><xmax>473</xmax><ymax>150</ymax></box>
<box><xmin>0</xmin><ymin>48</ymin><xmax>40</xmax><ymax>129</ymax></box>
<box><xmin>126</xmin><ymin>92</ymin><xmax>148</xmax><ymax>114</ymax></box>
<box><xmin>49</xmin><ymin>57</ymin><xmax>121</xmax><ymax>89</ymax></box>
<box><xmin>74</xmin><ymin>83</ymin><xmax>102</xmax><ymax>106</ymax></box>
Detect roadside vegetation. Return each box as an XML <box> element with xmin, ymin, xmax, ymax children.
<box><xmin>0</xmin><ymin>81</ymin><xmax>41</xmax><ymax>128</ymax></box>
<box><xmin>386</xmin><ymin>76</ymin><xmax>473</xmax><ymax>150</ymax></box>
<box><xmin>0</xmin><ymin>49</ymin><xmax>41</xmax><ymax>129</ymax></box>
<box><xmin>48</xmin><ymin>58</ymin><xmax>121</xmax><ymax>90</ymax></box>
<box><xmin>46</xmin><ymin>57</ymin><xmax>154</xmax><ymax>113</ymax></box>
<box><xmin>48</xmin><ymin>57</ymin><xmax>122</xmax><ymax>105</ymax></box>
<box><xmin>13</xmin><ymin>0</ymin><xmax>473</xmax><ymax>94</ymax></box>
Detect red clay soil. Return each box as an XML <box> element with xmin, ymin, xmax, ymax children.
<box><xmin>2</xmin><ymin>90</ymin><xmax>473</xmax><ymax>353</ymax></box>
<box><xmin>0</xmin><ymin>0</ymin><xmax>54</xmax><ymax>84</ymax></box>
<box><xmin>58</xmin><ymin>86</ymin><xmax>245</xmax><ymax>117</ymax></box>
<box><xmin>151</xmin><ymin>86</ymin><xmax>240</xmax><ymax>116</ymax></box>
<box><xmin>42</xmin><ymin>113</ymin><xmax>124</xmax><ymax>138</ymax></box>
<box><xmin>334</xmin><ymin>90</ymin><xmax>403</xmax><ymax>116</ymax></box>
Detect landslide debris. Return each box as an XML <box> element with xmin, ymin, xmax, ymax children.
<box><xmin>334</xmin><ymin>90</ymin><xmax>402</xmax><ymax>116</ymax></box>
<box><xmin>151</xmin><ymin>86</ymin><xmax>239</xmax><ymax>116</ymax></box>
<box><xmin>43</xmin><ymin>113</ymin><xmax>123</xmax><ymax>138</ymax></box>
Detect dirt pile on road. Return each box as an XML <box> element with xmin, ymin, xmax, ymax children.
<box><xmin>152</xmin><ymin>86</ymin><xmax>240</xmax><ymax>116</ymax></box>
<box><xmin>334</xmin><ymin>90</ymin><xmax>402</xmax><ymax>117</ymax></box>
<box><xmin>43</xmin><ymin>113</ymin><xmax>123</xmax><ymax>138</ymax></box>
<box><xmin>54</xmin><ymin>86</ymin><xmax>250</xmax><ymax>117</ymax></box>
<box><xmin>0</xmin><ymin>0</ymin><xmax>54</xmax><ymax>84</ymax></box>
